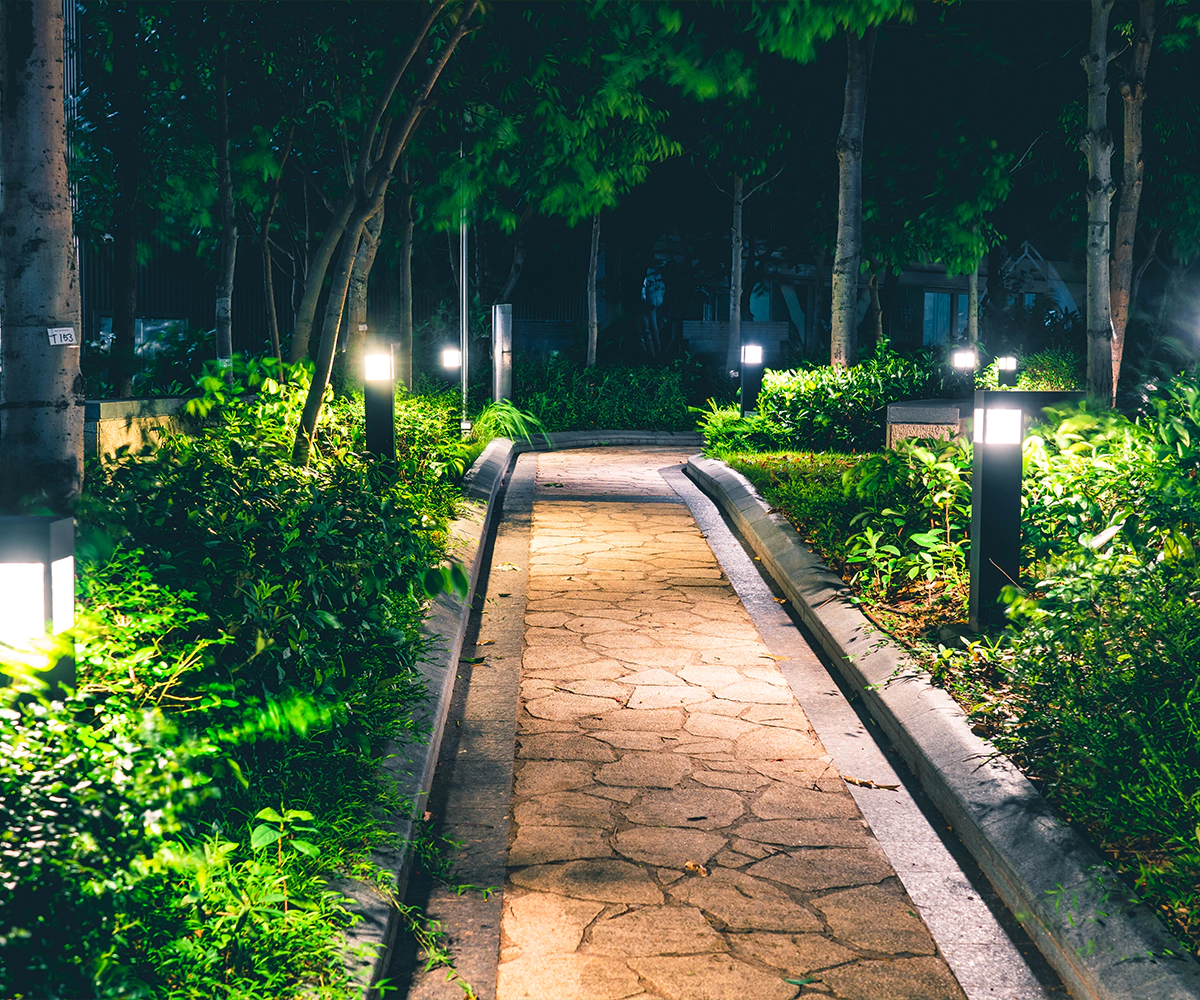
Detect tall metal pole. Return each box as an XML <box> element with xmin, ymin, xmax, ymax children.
<box><xmin>459</xmin><ymin>140</ymin><xmax>470</xmax><ymax>437</ymax></box>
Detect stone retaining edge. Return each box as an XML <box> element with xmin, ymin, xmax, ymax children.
<box><xmin>685</xmin><ymin>454</ymin><xmax>1200</xmax><ymax>1000</ymax></box>
<box><xmin>341</xmin><ymin>430</ymin><xmax>697</xmax><ymax>995</ymax></box>
<box><xmin>339</xmin><ymin>438</ymin><xmax>517</xmax><ymax>997</ymax></box>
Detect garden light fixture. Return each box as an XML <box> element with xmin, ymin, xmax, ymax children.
<box><xmin>951</xmin><ymin>348</ymin><xmax>977</xmax><ymax>370</ymax></box>
<box><xmin>740</xmin><ymin>342</ymin><xmax>765</xmax><ymax>417</ymax></box>
<box><xmin>968</xmin><ymin>390</ymin><xmax>1084</xmax><ymax>631</ymax></box>
<box><xmin>997</xmin><ymin>355</ymin><xmax>1018</xmax><ymax>387</ymax></box>
<box><xmin>0</xmin><ymin>516</ymin><xmax>76</xmax><ymax>690</ymax></box>
<box><xmin>442</xmin><ymin>347</ymin><xmax>462</xmax><ymax>370</ymax></box>
<box><xmin>493</xmin><ymin>303</ymin><xmax>513</xmax><ymax>402</ymax></box>
<box><xmin>363</xmin><ymin>340</ymin><xmax>396</xmax><ymax>460</ymax></box>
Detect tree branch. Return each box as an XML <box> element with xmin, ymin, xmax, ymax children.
<box><xmin>745</xmin><ymin>161</ymin><xmax>787</xmax><ymax>201</ymax></box>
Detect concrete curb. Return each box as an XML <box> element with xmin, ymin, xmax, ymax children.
<box><xmin>338</xmin><ymin>442</ymin><xmax>514</xmax><ymax>997</ymax></box>
<box><xmin>686</xmin><ymin>454</ymin><xmax>1200</xmax><ymax>1000</ymax></box>
<box><xmin>340</xmin><ymin>430</ymin><xmax>699</xmax><ymax>995</ymax></box>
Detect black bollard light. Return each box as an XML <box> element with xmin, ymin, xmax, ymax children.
<box><xmin>968</xmin><ymin>389</ymin><xmax>1085</xmax><ymax>630</ymax></box>
<box><xmin>740</xmin><ymin>343</ymin><xmax>764</xmax><ymax>417</ymax></box>
<box><xmin>363</xmin><ymin>342</ymin><xmax>396</xmax><ymax>460</ymax></box>
<box><xmin>996</xmin><ymin>355</ymin><xmax>1018</xmax><ymax>387</ymax></box>
<box><xmin>0</xmin><ymin>516</ymin><xmax>76</xmax><ymax>689</ymax></box>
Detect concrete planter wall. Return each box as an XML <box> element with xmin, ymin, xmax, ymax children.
<box><xmin>84</xmin><ymin>396</ymin><xmax>196</xmax><ymax>460</ymax></box>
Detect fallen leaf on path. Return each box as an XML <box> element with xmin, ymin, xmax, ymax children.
<box><xmin>759</xmin><ymin>653</ymin><xmax>785</xmax><ymax>660</ymax></box>
<box><xmin>683</xmin><ymin>860</ymin><xmax>710</xmax><ymax>877</ymax></box>
<box><xmin>460</xmin><ymin>656</ymin><xmax>485</xmax><ymax>664</ymax></box>
<box><xmin>477</xmin><ymin>639</ymin><xmax>495</xmax><ymax>646</ymax></box>
<box><xmin>498</xmin><ymin>562</ymin><xmax>522</xmax><ymax>571</ymax></box>
<box><xmin>785</xmin><ymin>978</ymin><xmax>816</xmax><ymax>986</ymax></box>
<box><xmin>497</xmin><ymin>593</ymin><xmax>512</xmax><ymax>597</ymax></box>
<box><xmin>543</xmin><ymin>482</ymin><xmax>566</xmax><ymax>488</ymax></box>
<box><xmin>842</xmin><ymin>774</ymin><xmax>900</xmax><ymax>791</ymax></box>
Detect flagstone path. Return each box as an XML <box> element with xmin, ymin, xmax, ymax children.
<box><xmin>493</xmin><ymin>448</ymin><xmax>965</xmax><ymax>1000</ymax></box>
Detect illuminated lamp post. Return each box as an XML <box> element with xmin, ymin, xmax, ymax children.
<box><xmin>996</xmin><ymin>355</ymin><xmax>1019</xmax><ymax>387</ymax></box>
<box><xmin>363</xmin><ymin>341</ymin><xmax>396</xmax><ymax>460</ymax></box>
<box><xmin>0</xmin><ymin>516</ymin><xmax>75</xmax><ymax>689</ymax></box>
<box><xmin>442</xmin><ymin>346</ymin><xmax>463</xmax><ymax>372</ymax></box>
<box><xmin>740</xmin><ymin>343</ymin><xmax>764</xmax><ymax>417</ymax></box>
<box><xmin>968</xmin><ymin>390</ymin><xmax>1084</xmax><ymax>631</ymax></box>
<box><xmin>951</xmin><ymin>347</ymin><xmax>977</xmax><ymax>371</ymax></box>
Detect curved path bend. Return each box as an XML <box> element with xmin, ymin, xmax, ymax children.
<box><xmin>394</xmin><ymin>447</ymin><xmax>1063</xmax><ymax>1000</ymax></box>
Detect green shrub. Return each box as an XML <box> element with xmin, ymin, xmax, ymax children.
<box><xmin>513</xmin><ymin>357</ymin><xmax>692</xmax><ymax>431</ymax></box>
<box><xmin>976</xmin><ymin>346</ymin><xmax>1085</xmax><ymax>392</ymax></box>
<box><xmin>2</xmin><ymin>356</ymin><xmax>470</xmax><ymax>998</ymax></box>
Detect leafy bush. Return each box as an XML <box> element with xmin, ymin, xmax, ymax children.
<box><xmin>976</xmin><ymin>346</ymin><xmax>1084</xmax><ymax>392</ymax></box>
<box><xmin>700</xmin><ymin>346</ymin><xmax>946</xmax><ymax>455</ymax></box>
<box><xmin>513</xmin><ymin>357</ymin><xmax>692</xmax><ymax>431</ymax></box>
<box><xmin>2</xmin><ymin>355</ymin><xmax>473</xmax><ymax>998</ymax></box>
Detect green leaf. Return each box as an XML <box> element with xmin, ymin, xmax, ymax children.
<box><xmin>255</xmin><ymin>806</ymin><xmax>285</xmax><ymax>823</ymax></box>
<box><xmin>250</xmin><ymin>824</ymin><xmax>284</xmax><ymax>850</ymax></box>
<box><xmin>284</xmin><ymin>808</ymin><xmax>314</xmax><ymax>821</ymax></box>
<box><xmin>785</xmin><ymin>978</ymin><xmax>815</xmax><ymax>985</ymax></box>
<box><xmin>290</xmin><ymin>839</ymin><xmax>320</xmax><ymax>857</ymax></box>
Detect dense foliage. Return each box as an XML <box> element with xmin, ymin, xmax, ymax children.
<box><xmin>722</xmin><ymin>369</ymin><xmax>1200</xmax><ymax>948</ymax></box>
<box><xmin>513</xmin><ymin>357</ymin><xmax>693</xmax><ymax>431</ymax></box>
<box><xmin>698</xmin><ymin>345</ymin><xmax>951</xmax><ymax>454</ymax></box>
<box><xmin>1</xmin><ymin>358</ymin><xmax>474</xmax><ymax>999</ymax></box>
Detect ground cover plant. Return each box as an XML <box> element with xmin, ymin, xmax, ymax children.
<box><xmin>706</xmin><ymin>369</ymin><xmax>1200</xmax><ymax>951</ymax></box>
<box><xmin>0</xmin><ymin>357</ymin><xmax>487</xmax><ymax>999</ymax></box>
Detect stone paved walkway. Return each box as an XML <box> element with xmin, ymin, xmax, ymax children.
<box><xmin>495</xmin><ymin>448</ymin><xmax>965</xmax><ymax>1000</ymax></box>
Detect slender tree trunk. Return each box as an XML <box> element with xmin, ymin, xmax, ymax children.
<box><xmin>261</xmin><ymin>125</ymin><xmax>294</xmax><ymax>368</ymax></box>
<box><xmin>586</xmin><ymin>212</ymin><xmax>600</xmax><ymax>367</ymax></box>
<box><xmin>0</xmin><ymin>0</ymin><xmax>84</xmax><ymax>513</ymax></box>
<box><xmin>397</xmin><ymin>178</ymin><xmax>415</xmax><ymax>390</ymax></box>
<box><xmin>107</xmin><ymin>4</ymin><xmax>141</xmax><ymax>397</ymax></box>
<box><xmin>967</xmin><ymin>261</ymin><xmax>979</xmax><ymax>344</ymax></box>
<box><xmin>867</xmin><ymin>269</ymin><xmax>882</xmax><ymax>350</ymax></box>
<box><xmin>292</xmin><ymin>0</ymin><xmax>477</xmax><ymax>465</ymax></box>
<box><xmin>1110</xmin><ymin>0</ymin><xmax>1156</xmax><ymax>401</ymax></box>
<box><xmin>338</xmin><ymin>203</ymin><xmax>384</xmax><ymax>392</ymax></box>
<box><xmin>287</xmin><ymin>192</ymin><xmax>355</xmax><ymax>363</ymax></box>
<box><xmin>496</xmin><ymin>204</ymin><xmax>533</xmax><ymax>303</ymax></box>
<box><xmin>830</xmin><ymin>27</ymin><xmax>877</xmax><ymax>369</ymax></box>
<box><xmin>1081</xmin><ymin>0</ymin><xmax>1116</xmax><ymax>403</ymax></box>
<box><xmin>726</xmin><ymin>173</ymin><xmax>745</xmax><ymax>373</ymax></box>
<box><xmin>214</xmin><ymin>42</ymin><xmax>236</xmax><ymax>371</ymax></box>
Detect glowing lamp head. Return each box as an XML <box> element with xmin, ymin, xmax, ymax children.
<box><xmin>741</xmin><ymin>344</ymin><xmax>764</xmax><ymax>365</ymax></box>
<box><xmin>0</xmin><ymin>517</ymin><xmax>74</xmax><ymax>648</ymax></box>
<box><xmin>973</xmin><ymin>406</ymin><xmax>1023</xmax><ymax>446</ymax></box>
<box><xmin>951</xmin><ymin>349</ymin><xmax>977</xmax><ymax>370</ymax></box>
<box><xmin>996</xmin><ymin>355</ymin><xmax>1018</xmax><ymax>372</ymax></box>
<box><xmin>363</xmin><ymin>352</ymin><xmax>393</xmax><ymax>382</ymax></box>
<box><xmin>442</xmin><ymin>347</ymin><xmax>463</xmax><ymax>370</ymax></box>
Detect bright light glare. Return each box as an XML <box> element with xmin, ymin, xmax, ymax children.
<box><xmin>51</xmin><ymin>556</ymin><xmax>74</xmax><ymax>634</ymax></box>
<box><xmin>973</xmin><ymin>408</ymin><xmax>984</xmax><ymax>444</ymax></box>
<box><xmin>442</xmin><ymin>348</ymin><xmax>462</xmax><ymax>369</ymax></box>
<box><xmin>984</xmin><ymin>407</ymin><xmax>1022</xmax><ymax>445</ymax></box>
<box><xmin>0</xmin><ymin>562</ymin><xmax>44</xmax><ymax>646</ymax></box>
<box><xmin>997</xmin><ymin>355</ymin><xmax>1018</xmax><ymax>372</ymax></box>
<box><xmin>951</xmin><ymin>349</ymin><xmax>977</xmax><ymax>370</ymax></box>
<box><xmin>364</xmin><ymin>353</ymin><xmax>392</xmax><ymax>382</ymax></box>
<box><xmin>741</xmin><ymin>344</ymin><xmax>764</xmax><ymax>365</ymax></box>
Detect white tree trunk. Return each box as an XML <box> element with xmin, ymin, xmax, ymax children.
<box><xmin>830</xmin><ymin>27</ymin><xmax>876</xmax><ymax>369</ymax></box>
<box><xmin>1082</xmin><ymin>0</ymin><xmax>1116</xmax><ymax>403</ymax></box>
<box><xmin>726</xmin><ymin>174</ymin><xmax>744</xmax><ymax>373</ymax></box>
<box><xmin>0</xmin><ymin>0</ymin><xmax>84</xmax><ymax>513</ymax></box>
<box><xmin>215</xmin><ymin>42</ymin><xmax>236</xmax><ymax>371</ymax></box>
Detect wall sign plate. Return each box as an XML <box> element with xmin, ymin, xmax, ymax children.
<box><xmin>47</xmin><ymin>327</ymin><xmax>77</xmax><ymax>346</ymax></box>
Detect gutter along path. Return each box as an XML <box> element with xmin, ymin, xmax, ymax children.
<box><xmin>392</xmin><ymin>447</ymin><xmax>1061</xmax><ymax>1000</ymax></box>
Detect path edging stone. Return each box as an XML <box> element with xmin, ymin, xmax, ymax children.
<box><xmin>341</xmin><ymin>430</ymin><xmax>697</xmax><ymax>994</ymax></box>
<box><xmin>686</xmin><ymin>454</ymin><xmax>1200</xmax><ymax>1000</ymax></box>
<box><xmin>338</xmin><ymin>440</ymin><xmax>514</xmax><ymax>996</ymax></box>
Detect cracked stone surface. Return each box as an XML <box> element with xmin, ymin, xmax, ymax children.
<box><xmin>496</xmin><ymin>448</ymin><xmax>964</xmax><ymax>1000</ymax></box>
